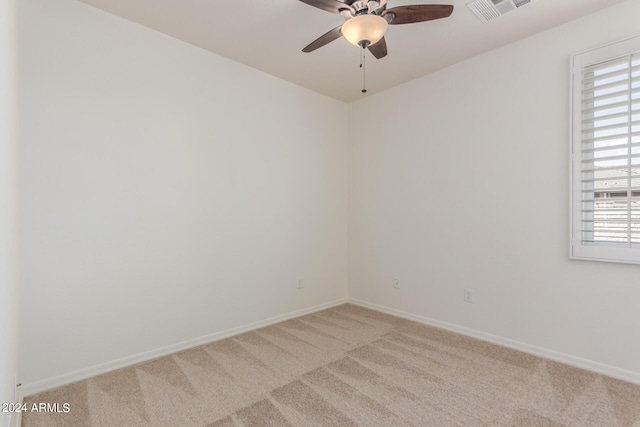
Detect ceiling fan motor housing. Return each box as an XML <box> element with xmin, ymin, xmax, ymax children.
<box><xmin>351</xmin><ymin>1</ymin><xmax>369</xmax><ymax>14</ymax></box>
<box><xmin>348</xmin><ymin>0</ymin><xmax>386</xmax><ymax>16</ymax></box>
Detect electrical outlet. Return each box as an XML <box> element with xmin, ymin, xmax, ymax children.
<box><xmin>297</xmin><ymin>278</ymin><xmax>304</xmax><ymax>289</ymax></box>
<box><xmin>393</xmin><ymin>278</ymin><xmax>400</xmax><ymax>289</ymax></box>
<box><xmin>464</xmin><ymin>288</ymin><xmax>474</xmax><ymax>303</ymax></box>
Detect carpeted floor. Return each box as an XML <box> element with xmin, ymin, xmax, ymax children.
<box><xmin>22</xmin><ymin>304</ymin><xmax>640</xmax><ymax>426</ymax></box>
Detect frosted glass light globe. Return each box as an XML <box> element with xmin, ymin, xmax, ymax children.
<box><xmin>342</xmin><ymin>15</ymin><xmax>388</xmax><ymax>47</ymax></box>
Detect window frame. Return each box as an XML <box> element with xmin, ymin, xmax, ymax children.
<box><xmin>570</xmin><ymin>34</ymin><xmax>640</xmax><ymax>264</ymax></box>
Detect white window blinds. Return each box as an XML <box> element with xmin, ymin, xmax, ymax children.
<box><xmin>571</xmin><ymin>36</ymin><xmax>640</xmax><ymax>263</ymax></box>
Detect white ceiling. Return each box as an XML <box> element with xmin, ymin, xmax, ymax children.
<box><xmin>77</xmin><ymin>0</ymin><xmax>626</xmax><ymax>102</ymax></box>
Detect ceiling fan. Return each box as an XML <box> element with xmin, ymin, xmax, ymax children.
<box><xmin>298</xmin><ymin>0</ymin><xmax>454</xmax><ymax>59</ymax></box>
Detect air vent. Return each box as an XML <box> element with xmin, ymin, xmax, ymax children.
<box><xmin>467</xmin><ymin>0</ymin><xmax>535</xmax><ymax>23</ymax></box>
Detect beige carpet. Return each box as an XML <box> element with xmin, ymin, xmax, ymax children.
<box><xmin>22</xmin><ymin>304</ymin><xmax>640</xmax><ymax>426</ymax></box>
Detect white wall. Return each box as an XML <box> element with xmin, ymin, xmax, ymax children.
<box><xmin>348</xmin><ymin>0</ymin><xmax>640</xmax><ymax>380</ymax></box>
<box><xmin>19</xmin><ymin>0</ymin><xmax>348</xmax><ymax>390</ymax></box>
<box><xmin>0</xmin><ymin>0</ymin><xmax>19</xmax><ymax>424</ymax></box>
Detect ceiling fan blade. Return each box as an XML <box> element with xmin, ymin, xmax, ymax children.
<box><xmin>368</xmin><ymin>37</ymin><xmax>387</xmax><ymax>59</ymax></box>
<box><xmin>302</xmin><ymin>25</ymin><xmax>343</xmax><ymax>53</ymax></box>
<box><xmin>297</xmin><ymin>0</ymin><xmax>352</xmax><ymax>14</ymax></box>
<box><xmin>383</xmin><ymin>4</ymin><xmax>453</xmax><ymax>25</ymax></box>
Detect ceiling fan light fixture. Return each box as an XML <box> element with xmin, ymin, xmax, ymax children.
<box><xmin>341</xmin><ymin>14</ymin><xmax>388</xmax><ymax>47</ymax></box>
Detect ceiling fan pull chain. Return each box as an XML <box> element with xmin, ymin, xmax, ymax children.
<box><xmin>361</xmin><ymin>45</ymin><xmax>367</xmax><ymax>93</ymax></box>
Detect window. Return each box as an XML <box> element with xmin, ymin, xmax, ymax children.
<box><xmin>571</xmin><ymin>35</ymin><xmax>640</xmax><ymax>264</ymax></box>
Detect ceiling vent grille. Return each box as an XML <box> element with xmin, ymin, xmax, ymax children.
<box><xmin>467</xmin><ymin>0</ymin><xmax>534</xmax><ymax>23</ymax></box>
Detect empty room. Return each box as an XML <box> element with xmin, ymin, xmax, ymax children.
<box><xmin>2</xmin><ymin>0</ymin><xmax>640</xmax><ymax>425</ymax></box>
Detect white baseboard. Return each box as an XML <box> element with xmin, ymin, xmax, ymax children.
<box><xmin>21</xmin><ymin>296</ymin><xmax>640</xmax><ymax>397</ymax></box>
<box><xmin>9</xmin><ymin>381</ymin><xmax>22</xmax><ymax>427</ymax></box>
<box><xmin>21</xmin><ymin>298</ymin><xmax>349</xmax><ymax>397</ymax></box>
<box><xmin>348</xmin><ymin>298</ymin><xmax>640</xmax><ymax>385</ymax></box>
<box><xmin>9</xmin><ymin>411</ymin><xmax>20</xmax><ymax>427</ymax></box>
